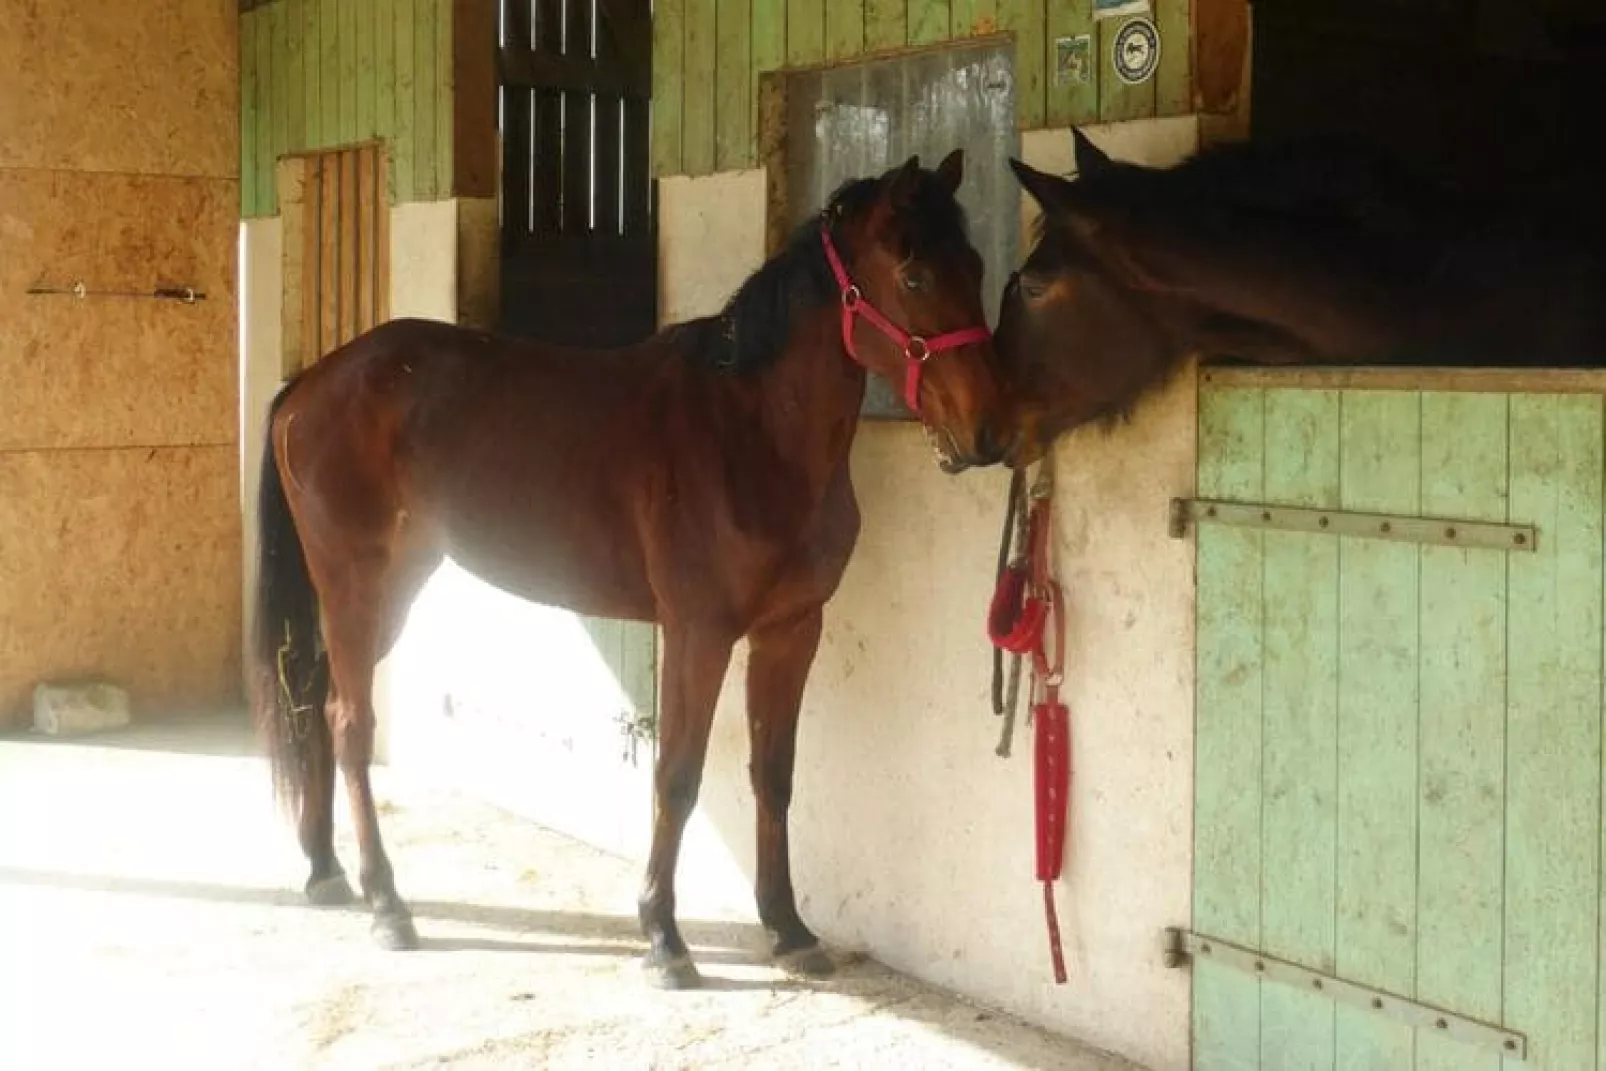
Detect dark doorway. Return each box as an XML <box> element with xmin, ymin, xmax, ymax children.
<box><xmin>496</xmin><ymin>0</ymin><xmax>656</xmax><ymax>347</ymax></box>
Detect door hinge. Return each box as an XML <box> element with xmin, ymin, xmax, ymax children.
<box><xmin>1162</xmin><ymin>928</ymin><xmax>1527</xmax><ymax>1060</ymax></box>
<box><xmin>1168</xmin><ymin>498</ymin><xmax>1535</xmax><ymax>553</ymax></box>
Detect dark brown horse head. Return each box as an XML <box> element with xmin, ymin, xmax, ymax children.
<box><xmin>993</xmin><ymin>129</ymin><xmax>1459</xmax><ymax>466</ymax></box>
<box><xmin>993</xmin><ymin>131</ymin><xmax>1204</xmax><ymax>466</ymax></box>
<box><xmin>827</xmin><ymin>150</ymin><xmax>1011</xmax><ymax>470</ymax></box>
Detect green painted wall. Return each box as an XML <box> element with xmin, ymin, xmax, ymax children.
<box><xmin>652</xmin><ymin>0</ymin><xmax>1191</xmax><ymax>176</ymax></box>
<box><xmin>1194</xmin><ymin>381</ymin><xmax>1606</xmax><ymax>1070</ymax></box>
<box><xmin>239</xmin><ymin>0</ymin><xmax>455</xmax><ymax>219</ymax></box>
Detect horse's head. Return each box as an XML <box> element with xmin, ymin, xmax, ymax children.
<box><xmin>828</xmin><ymin>151</ymin><xmax>1011</xmax><ymax>472</ymax></box>
<box><xmin>994</xmin><ymin>130</ymin><xmax>1195</xmax><ymax>467</ymax></box>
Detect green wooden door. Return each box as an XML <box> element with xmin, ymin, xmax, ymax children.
<box><xmin>1192</xmin><ymin>376</ymin><xmax>1606</xmax><ymax>1070</ymax></box>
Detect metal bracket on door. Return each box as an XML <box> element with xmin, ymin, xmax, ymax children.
<box><xmin>1168</xmin><ymin>498</ymin><xmax>1536</xmax><ymax>553</ymax></box>
<box><xmin>1162</xmin><ymin>928</ymin><xmax>1527</xmax><ymax>1060</ymax></box>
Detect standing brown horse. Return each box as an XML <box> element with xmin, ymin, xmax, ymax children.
<box><xmin>996</xmin><ymin>128</ymin><xmax>1606</xmax><ymax>464</ymax></box>
<box><xmin>253</xmin><ymin>153</ymin><xmax>1008</xmax><ymax>988</ymax></box>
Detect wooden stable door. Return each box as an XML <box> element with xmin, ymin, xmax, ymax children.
<box><xmin>1188</xmin><ymin>372</ymin><xmax>1606</xmax><ymax>1070</ymax></box>
<box><xmin>278</xmin><ymin>142</ymin><xmax>390</xmax><ymax>371</ymax></box>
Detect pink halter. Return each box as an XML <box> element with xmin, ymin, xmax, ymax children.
<box><xmin>819</xmin><ymin>223</ymin><xmax>993</xmax><ymax>413</ymax></box>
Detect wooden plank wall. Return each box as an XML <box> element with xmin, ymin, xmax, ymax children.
<box><xmin>653</xmin><ymin>0</ymin><xmax>1192</xmax><ymax>176</ymax></box>
<box><xmin>278</xmin><ymin>144</ymin><xmax>392</xmax><ymax>370</ymax></box>
<box><xmin>1194</xmin><ymin>381</ymin><xmax>1606</xmax><ymax>1071</ymax></box>
<box><xmin>239</xmin><ymin>0</ymin><xmax>456</xmax><ymax>218</ymax></box>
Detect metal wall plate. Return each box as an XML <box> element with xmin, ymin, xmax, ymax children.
<box><xmin>1169</xmin><ymin>497</ymin><xmax>1536</xmax><ymax>553</ymax></box>
<box><xmin>1163</xmin><ymin>928</ymin><xmax>1527</xmax><ymax>1060</ymax></box>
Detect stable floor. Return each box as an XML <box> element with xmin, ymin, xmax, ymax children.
<box><xmin>0</xmin><ymin>715</ymin><xmax>1140</xmax><ymax>1070</ymax></box>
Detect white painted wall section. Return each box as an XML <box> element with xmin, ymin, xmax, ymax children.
<box><xmin>662</xmin><ymin>118</ymin><xmax>1201</xmax><ymax>1071</ymax></box>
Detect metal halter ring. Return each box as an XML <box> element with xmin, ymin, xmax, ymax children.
<box><xmin>905</xmin><ymin>336</ymin><xmax>932</xmax><ymax>362</ymax></box>
<box><xmin>841</xmin><ymin>285</ymin><xmax>862</xmax><ymax>310</ymax></box>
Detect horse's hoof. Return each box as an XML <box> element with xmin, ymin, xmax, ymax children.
<box><xmin>372</xmin><ymin>913</ymin><xmax>419</xmax><ymax>951</ymax></box>
<box><xmin>776</xmin><ymin>944</ymin><xmax>836</xmax><ymax>978</ymax></box>
<box><xmin>642</xmin><ymin>954</ymin><xmax>702</xmax><ymax>990</ymax></box>
<box><xmin>305</xmin><ymin>874</ymin><xmax>356</xmax><ymax>907</ymax></box>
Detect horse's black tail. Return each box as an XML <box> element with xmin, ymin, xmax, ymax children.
<box><xmin>252</xmin><ymin>381</ymin><xmax>331</xmax><ymax>819</ymax></box>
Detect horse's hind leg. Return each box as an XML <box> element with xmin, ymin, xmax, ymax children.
<box><xmin>639</xmin><ymin>621</ymin><xmax>736</xmax><ymax>988</ymax></box>
<box><xmin>323</xmin><ymin>547</ymin><xmax>438</xmax><ymax>950</ymax></box>
<box><xmin>299</xmin><ymin>722</ymin><xmax>353</xmax><ymax>905</ymax></box>
<box><xmin>746</xmin><ymin>607</ymin><xmax>833</xmax><ymax>977</ymax></box>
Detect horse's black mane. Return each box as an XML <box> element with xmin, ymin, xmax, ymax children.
<box><xmin>1054</xmin><ymin>135</ymin><xmax>1470</xmax><ymax>243</ymax></box>
<box><xmin>675</xmin><ymin>167</ymin><xmax>970</xmax><ymax>374</ymax></box>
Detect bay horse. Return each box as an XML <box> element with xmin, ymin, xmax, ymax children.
<box><xmin>995</xmin><ymin>128</ymin><xmax>1606</xmax><ymax>463</ymax></box>
<box><xmin>253</xmin><ymin>153</ymin><xmax>1009</xmax><ymax>988</ymax></box>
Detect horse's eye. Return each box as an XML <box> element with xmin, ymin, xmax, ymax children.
<box><xmin>1018</xmin><ymin>274</ymin><xmax>1051</xmax><ymax>301</ymax></box>
<box><xmin>901</xmin><ymin>268</ymin><xmax>929</xmax><ymax>292</ymax></box>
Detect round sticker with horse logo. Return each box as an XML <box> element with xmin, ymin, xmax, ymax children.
<box><xmin>1112</xmin><ymin>17</ymin><xmax>1160</xmax><ymax>86</ymax></box>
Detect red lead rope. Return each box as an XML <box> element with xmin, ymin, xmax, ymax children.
<box><xmin>987</xmin><ymin>477</ymin><xmax>1070</xmax><ymax>984</ymax></box>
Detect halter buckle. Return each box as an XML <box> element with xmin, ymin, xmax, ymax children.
<box><xmin>841</xmin><ymin>285</ymin><xmax>862</xmax><ymax>311</ymax></box>
<box><xmin>905</xmin><ymin>336</ymin><xmax>932</xmax><ymax>363</ymax></box>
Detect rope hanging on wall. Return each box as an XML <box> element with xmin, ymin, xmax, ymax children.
<box><xmin>987</xmin><ymin>452</ymin><xmax>1071</xmax><ymax>985</ymax></box>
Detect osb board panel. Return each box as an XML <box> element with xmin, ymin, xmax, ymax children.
<box><xmin>0</xmin><ymin>0</ymin><xmax>237</xmax><ymax>177</ymax></box>
<box><xmin>0</xmin><ymin>170</ymin><xmax>238</xmax><ymax>450</ymax></box>
<box><xmin>0</xmin><ymin>445</ymin><xmax>241</xmax><ymax>728</ymax></box>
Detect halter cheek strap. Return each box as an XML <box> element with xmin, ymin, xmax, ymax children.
<box><xmin>819</xmin><ymin>224</ymin><xmax>993</xmax><ymax>413</ymax></box>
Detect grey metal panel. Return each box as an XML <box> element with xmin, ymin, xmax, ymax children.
<box><xmin>784</xmin><ymin>42</ymin><xmax>1019</xmax><ymax>419</ymax></box>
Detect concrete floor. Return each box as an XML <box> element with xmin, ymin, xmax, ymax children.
<box><xmin>0</xmin><ymin>715</ymin><xmax>1144</xmax><ymax>1070</ymax></box>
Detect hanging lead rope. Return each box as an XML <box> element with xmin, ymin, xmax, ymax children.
<box><xmin>986</xmin><ymin>452</ymin><xmax>1070</xmax><ymax>984</ymax></box>
<box><xmin>990</xmin><ymin>468</ymin><xmax>1029</xmax><ymax>757</ymax></box>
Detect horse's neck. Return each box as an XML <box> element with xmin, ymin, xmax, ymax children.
<box><xmin>1137</xmin><ymin>210</ymin><xmax>1422</xmax><ymax>363</ymax></box>
<box><xmin>755</xmin><ymin>309</ymin><xmax>867</xmax><ymax>491</ymax></box>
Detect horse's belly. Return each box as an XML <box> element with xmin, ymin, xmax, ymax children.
<box><xmin>437</xmin><ymin>515</ymin><xmax>657</xmax><ymax>623</ymax></box>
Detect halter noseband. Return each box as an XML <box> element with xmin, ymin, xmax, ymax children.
<box><xmin>819</xmin><ymin>222</ymin><xmax>993</xmax><ymax>413</ymax></box>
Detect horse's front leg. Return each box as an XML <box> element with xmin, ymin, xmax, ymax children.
<box><xmin>745</xmin><ymin>606</ymin><xmax>834</xmax><ymax>977</ymax></box>
<box><xmin>639</xmin><ymin>621</ymin><xmax>736</xmax><ymax>989</ymax></box>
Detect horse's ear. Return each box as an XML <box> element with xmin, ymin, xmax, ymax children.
<box><xmin>1009</xmin><ymin>158</ymin><xmax>1075</xmax><ymax>214</ymax></box>
<box><xmin>886</xmin><ymin>155</ymin><xmax>923</xmax><ymax>207</ymax></box>
<box><xmin>1071</xmin><ymin>128</ymin><xmax>1113</xmax><ymax>177</ymax></box>
<box><xmin>936</xmin><ymin>149</ymin><xmax>964</xmax><ymax>196</ymax></box>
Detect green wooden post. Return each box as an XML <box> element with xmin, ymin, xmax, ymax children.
<box><xmin>414</xmin><ymin>0</ymin><xmax>439</xmax><ymax>197</ymax></box>
<box><xmin>715</xmin><ymin>0</ymin><xmax>754</xmax><ymax>171</ymax></box>
<box><xmin>1096</xmin><ymin>13</ymin><xmax>1153</xmax><ymax>123</ymax></box>
<box><xmin>997</xmin><ymin>0</ymin><xmax>1044</xmax><ymax>128</ymax></box>
<box><xmin>356</xmin><ymin>0</ymin><xmax>377</xmax><ymax>139</ymax></box>
<box><xmin>750</xmin><ymin>0</ymin><xmax>785</xmax><ymax>168</ymax></box>
<box><xmin>435</xmin><ymin>0</ymin><xmax>453</xmax><ymax>195</ymax></box>
<box><xmin>376</xmin><ymin>0</ymin><xmax>397</xmax><ymax>167</ymax></box>
<box><xmin>787</xmin><ymin>0</ymin><xmax>825</xmax><ymax>67</ymax></box>
<box><xmin>1334</xmin><ymin>390</ymin><xmax>1420</xmax><ymax>1069</ymax></box>
<box><xmin>652</xmin><ymin>0</ymin><xmax>685</xmax><ymax>176</ymax></box>
<box><xmin>826</xmin><ymin>0</ymin><xmax>864</xmax><ymax>61</ymax></box>
<box><xmin>304</xmin><ymin>0</ymin><xmax>323</xmax><ymax>148</ymax></box>
<box><xmin>1505</xmin><ymin>394</ymin><xmax>1603</xmax><ymax>1071</ymax></box>
<box><xmin>1258</xmin><ymin>388</ymin><xmax>1339</xmax><ymax>1071</ymax></box>
<box><xmin>1193</xmin><ymin>385</ymin><xmax>1266</xmax><ymax>1071</ymax></box>
<box><xmin>394</xmin><ymin>0</ymin><xmax>417</xmax><ymax>197</ymax></box>
<box><xmin>256</xmin><ymin>5</ymin><xmax>276</xmax><ymax>215</ymax></box>
<box><xmin>1417</xmin><ymin>392</ymin><xmax>1508</xmax><ymax>1071</ymax></box>
<box><xmin>1044</xmin><ymin>0</ymin><xmax>1096</xmax><ymax>127</ymax></box>
<box><xmin>241</xmin><ymin>11</ymin><xmax>260</xmax><ymax>217</ymax></box>
<box><xmin>908</xmin><ymin>0</ymin><xmax>952</xmax><ymax>47</ymax></box>
<box><xmin>863</xmin><ymin>0</ymin><xmax>905</xmax><ymax>52</ymax></box>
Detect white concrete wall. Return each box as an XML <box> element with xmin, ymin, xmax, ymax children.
<box><xmin>660</xmin><ymin>117</ymin><xmax>1201</xmax><ymax>1070</ymax></box>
